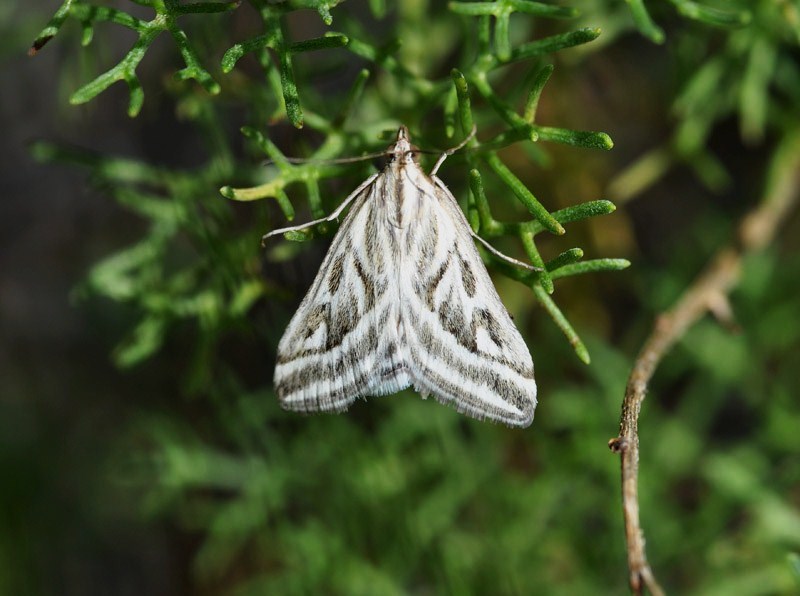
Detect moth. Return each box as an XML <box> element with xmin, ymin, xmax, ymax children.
<box><xmin>263</xmin><ymin>127</ymin><xmax>537</xmax><ymax>427</ymax></box>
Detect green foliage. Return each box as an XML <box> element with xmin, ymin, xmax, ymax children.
<box><xmin>30</xmin><ymin>0</ymin><xmax>349</xmax><ymax>120</ymax></box>
<box><xmin>620</xmin><ymin>0</ymin><xmax>752</xmax><ymax>44</ymax></box>
<box><xmin>225</xmin><ymin>7</ymin><xmax>621</xmax><ymax>362</ymax></box>
<box><xmin>110</xmin><ymin>246</ymin><xmax>800</xmax><ymax>594</ymax></box>
<box><xmin>34</xmin><ymin>0</ymin><xmax>627</xmax><ymax>362</ymax></box>
<box><xmin>31</xmin><ymin>0</ymin><xmax>238</xmax><ymax>116</ymax></box>
<box><xmin>608</xmin><ymin>0</ymin><xmax>800</xmax><ymax>199</ymax></box>
<box><xmin>23</xmin><ymin>0</ymin><xmax>800</xmax><ymax>594</ymax></box>
<box><xmin>31</xmin><ymin>112</ymin><xmax>265</xmax><ymax>376</ymax></box>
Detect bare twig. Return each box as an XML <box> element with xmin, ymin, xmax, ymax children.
<box><xmin>609</xmin><ymin>129</ymin><xmax>800</xmax><ymax>596</ymax></box>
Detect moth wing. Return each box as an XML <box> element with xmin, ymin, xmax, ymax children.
<box><xmin>274</xmin><ymin>178</ymin><xmax>411</xmax><ymax>413</ymax></box>
<box><xmin>401</xmin><ymin>175</ymin><xmax>537</xmax><ymax>427</ymax></box>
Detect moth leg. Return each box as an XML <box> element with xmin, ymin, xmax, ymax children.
<box><xmin>470</xmin><ymin>232</ymin><xmax>543</xmax><ymax>273</ymax></box>
<box><xmin>430</xmin><ymin>125</ymin><xmax>477</xmax><ymax>177</ymax></box>
<box><xmin>261</xmin><ymin>173</ymin><xmax>379</xmax><ymax>245</ymax></box>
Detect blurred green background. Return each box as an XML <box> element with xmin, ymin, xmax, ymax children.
<box><xmin>2</xmin><ymin>1</ymin><xmax>799</xmax><ymax>594</ymax></box>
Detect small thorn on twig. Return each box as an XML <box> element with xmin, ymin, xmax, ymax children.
<box><xmin>608</xmin><ymin>437</ymin><xmax>628</xmax><ymax>453</ymax></box>
<box><xmin>707</xmin><ymin>291</ymin><xmax>740</xmax><ymax>333</ymax></box>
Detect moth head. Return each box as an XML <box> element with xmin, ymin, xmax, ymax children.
<box><xmin>387</xmin><ymin>126</ymin><xmax>419</xmax><ymax>164</ymax></box>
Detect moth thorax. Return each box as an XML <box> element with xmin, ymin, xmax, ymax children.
<box><xmin>386</xmin><ymin>126</ymin><xmax>420</xmax><ymax>164</ymax></box>
<box><xmin>386</xmin><ymin>142</ymin><xmax>420</xmax><ymax>165</ymax></box>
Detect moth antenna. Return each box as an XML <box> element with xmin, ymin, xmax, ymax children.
<box><xmin>264</xmin><ymin>151</ymin><xmax>389</xmax><ymax>167</ymax></box>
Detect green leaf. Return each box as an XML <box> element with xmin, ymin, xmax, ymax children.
<box><xmin>113</xmin><ymin>315</ymin><xmax>167</xmax><ymax>368</ymax></box>
<box><xmin>290</xmin><ymin>33</ymin><xmax>349</xmax><ymax>53</ymax></box>
<box><xmin>221</xmin><ymin>33</ymin><xmax>272</xmax><ymax>73</ymax></box>
<box><xmin>448</xmin><ymin>0</ymin><xmax>576</xmax><ymax>19</ymax></box>
<box><xmin>485</xmin><ymin>153</ymin><xmax>564</xmax><ymax>235</ymax></box>
<box><xmin>624</xmin><ymin>0</ymin><xmax>665</xmax><ymax>44</ymax></box>
<box><xmin>524</xmin><ymin>64</ymin><xmax>554</xmax><ymax>123</ymax></box>
<box><xmin>546</xmin><ymin>248</ymin><xmax>584</xmax><ymax>272</ymax></box>
<box><xmin>534</xmin><ymin>126</ymin><xmax>614</xmax><ymax>150</ymax></box>
<box><xmin>533</xmin><ymin>285</ymin><xmax>590</xmax><ymax>363</ymax></box>
<box><xmin>278</xmin><ymin>46</ymin><xmax>303</xmax><ymax>128</ymax></box>
<box><xmin>537</xmin><ymin>200</ymin><xmax>617</xmax><ymax>232</ymax></box>
<box><xmin>549</xmin><ymin>258</ymin><xmax>631</xmax><ymax>280</ymax></box>
<box><xmin>668</xmin><ymin>0</ymin><xmax>751</xmax><ymax>27</ymax></box>
<box><xmin>451</xmin><ymin>69</ymin><xmax>475</xmax><ymax>137</ymax></box>
<box><xmin>506</xmin><ymin>28</ymin><xmax>601</xmax><ymax>64</ymax></box>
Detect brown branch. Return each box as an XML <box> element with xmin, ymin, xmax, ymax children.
<box><xmin>608</xmin><ymin>129</ymin><xmax>800</xmax><ymax>596</ymax></box>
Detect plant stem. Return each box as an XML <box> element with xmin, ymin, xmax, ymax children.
<box><xmin>608</xmin><ymin>129</ymin><xmax>800</xmax><ymax>595</ymax></box>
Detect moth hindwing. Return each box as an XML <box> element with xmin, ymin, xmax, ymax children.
<box><xmin>268</xmin><ymin>126</ymin><xmax>537</xmax><ymax>427</ymax></box>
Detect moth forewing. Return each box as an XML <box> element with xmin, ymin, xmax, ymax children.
<box><xmin>270</xmin><ymin>127</ymin><xmax>537</xmax><ymax>427</ymax></box>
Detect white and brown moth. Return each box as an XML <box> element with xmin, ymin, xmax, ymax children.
<box><xmin>263</xmin><ymin>127</ymin><xmax>537</xmax><ymax>427</ymax></box>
